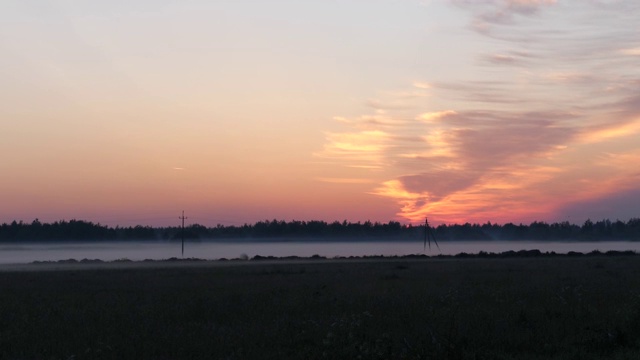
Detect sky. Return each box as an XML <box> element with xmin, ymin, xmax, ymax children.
<box><xmin>1</xmin><ymin>0</ymin><xmax>639</xmax><ymax>227</ymax></box>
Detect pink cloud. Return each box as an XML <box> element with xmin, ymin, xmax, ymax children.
<box><xmin>317</xmin><ymin>1</ymin><xmax>640</xmax><ymax>224</ymax></box>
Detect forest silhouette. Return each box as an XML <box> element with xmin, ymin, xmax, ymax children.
<box><xmin>1</xmin><ymin>218</ymin><xmax>639</xmax><ymax>242</ymax></box>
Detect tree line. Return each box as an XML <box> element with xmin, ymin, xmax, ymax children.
<box><xmin>1</xmin><ymin>218</ymin><xmax>640</xmax><ymax>242</ymax></box>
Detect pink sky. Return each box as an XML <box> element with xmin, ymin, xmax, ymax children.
<box><xmin>1</xmin><ymin>1</ymin><xmax>639</xmax><ymax>227</ymax></box>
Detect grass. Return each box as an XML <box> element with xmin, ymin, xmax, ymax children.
<box><xmin>2</xmin><ymin>256</ymin><xmax>640</xmax><ymax>359</ymax></box>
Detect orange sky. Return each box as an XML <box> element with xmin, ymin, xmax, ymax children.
<box><xmin>1</xmin><ymin>1</ymin><xmax>639</xmax><ymax>227</ymax></box>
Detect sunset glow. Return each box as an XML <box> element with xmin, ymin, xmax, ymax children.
<box><xmin>1</xmin><ymin>1</ymin><xmax>639</xmax><ymax>227</ymax></box>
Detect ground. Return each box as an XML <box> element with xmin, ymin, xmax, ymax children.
<box><xmin>2</xmin><ymin>256</ymin><xmax>640</xmax><ymax>359</ymax></box>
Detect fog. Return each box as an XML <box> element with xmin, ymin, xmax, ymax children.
<box><xmin>1</xmin><ymin>240</ymin><xmax>640</xmax><ymax>265</ymax></box>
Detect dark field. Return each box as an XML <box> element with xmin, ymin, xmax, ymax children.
<box><xmin>2</xmin><ymin>257</ymin><xmax>640</xmax><ymax>359</ymax></box>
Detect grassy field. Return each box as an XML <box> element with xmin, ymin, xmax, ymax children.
<box><xmin>2</xmin><ymin>256</ymin><xmax>640</xmax><ymax>359</ymax></box>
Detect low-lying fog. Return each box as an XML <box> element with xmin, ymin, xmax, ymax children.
<box><xmin>1</xmin><ymin>239</ymin><xmax>639</xmax><ymax>265</ymax></box>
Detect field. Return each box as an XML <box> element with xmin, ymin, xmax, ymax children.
<box><xmin>2</xmin><ymin>256</ymin><xmax>640</xmax><ymax>359</ymax></box>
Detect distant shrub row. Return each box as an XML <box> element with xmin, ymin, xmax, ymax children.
<box><xmin>1</xmin><ymin>218</ymin><xmax>639</xmax><ymax>242</ymax></box>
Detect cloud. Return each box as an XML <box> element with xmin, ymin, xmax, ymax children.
<box><xmin>364</xmin><ymin>86</ymin><xmax>431</xmax><ymax>112</ymax></box>
<box><xmin>504</xmin><ymin>0</ymin><xmax>557</xmax><ymax>13</ymax></box>
<box><xmin>452</xmin><ymin>0</ymin><xmax>557</xmax><ymax>34</ymax></box>
<box><xmin>594</xmin><ymin>151</ymin><xmax>640</xmax><ymax>170</ymax></box>
<box><xmin>417</xmin><ymin>110</ymin><xmax>457</xmax><ymax>124</ymax></box>
<box><xmin>315</xmin><ymin>130</ymin><xmax>393</xmax><ymax>169</ymax></box>
<box><xmin>317</xmin><ymin>1</ymin><xmax>640</xmax><ymax>224</ymax></box>
<box><xmin>373</xmin><ymin>164</ymin><xmax>564</xmax><ymax>225</ymax></box>
<box><xmin>431</xmin><ymin>81</ymin><xmax>537</xmax><ymax>105</ymax></box>
<box><xmin>577</xmin><ymin>118</ymin><xmax>640</xmax><ymax>144</ymax></box>
<box><xmin>620</xmin><ymin>48</ymin><xmax>640</xmax><ymax>56</ymax></box>
<box><xmin>397</xmin><ymin>171</ymin><xmax>478</xmax><ymax>200</ymax></box>
<box><xmin>412</xmin><ymin>81</ymin><xmax>431</xmax><ymax>89</ymax></box>
<box><xmin>320</xmin><ymin>106</ymin><xmax>577</xmax><ymax>223</ymax></box>
<box><xmin>482</xmin><ymin>53</ymin><xmax>520</xmax><ymax>65</ymax></box>
<box><xmin>316</xmin><ymin>178</ymin><xmax>375</xmax><ymax>184</ymax></box>
<box><xmin>544</xmin><ymin>72</ymin><xmax>597</xmax><ymax>84</ymax></box>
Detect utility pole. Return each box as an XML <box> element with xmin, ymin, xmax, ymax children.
<box><xmin>179</xmin><ymin>210</ymin><xmax>188</xmax><ymax>257</ymax></box>
<box><xmin>424</xmin><ymin>217</ymin><xmax>440</xmax><ymax>251</ymax></box>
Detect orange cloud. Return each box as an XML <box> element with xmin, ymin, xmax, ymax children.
<box><xmin>413</xmin><ymin>81</ymin><xmax>431</xmax><ymax>89</ymax></box>
<box><xmin>417</xmin><ymin>110</ymin><xmax>458</xmax><ymax>124</ymax></box>
<box><xmin>316</xmin><ymin>177</ymin><xmax>375</xmax><ymax>184</ymax></box>
<box><xmin>315</xmin><ymin>130</ymin><xmax>392</xmax><ymax>169</ymax></box>
<box><xmin>577</xmin><ymin>118</ymin><xmax>640</xmax><ymax>144</ymax></box>
<box><xmin>317</xmin><ymin>1</ymin><xmax>640</xmax><ymax>225</ymax></box>
<box><xmin>620</xmin><ymin>48</ymin><xmax>640</xmax><ymax>56</ymax></box>
<box><xmin>372</xmin><ymin>163</ymin><xmax>566</xmax><ymax>224</ymax></box>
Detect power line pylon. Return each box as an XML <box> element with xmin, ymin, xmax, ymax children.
<box><xmin>424</xmin><ymin>217</ymin><xmax>440</xmax><ymax>251</ymax></box>
<box><xmin>179</xmin><ymin>211</ymin><xmax>188</xmax><ymax>257</ymax></box>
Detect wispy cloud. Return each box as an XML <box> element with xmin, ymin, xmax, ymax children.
<box><xmin>318</xmin><ymin>1</ymin><xmax>640</xmax><ymax>224</ymax></box>
<box><xmin>620</xmin><ymin>48</ymin><xmax>640</xmax><ymax>56</ymax></box>
<box><xmin>315</xmin><ymin>130</ymin><xmax>393</xmax><ymax>169</ymax></box>
<box><xmin>452</xmin><ymin>0</ymin><xmax>557</xmax><ymax>35</ymax></box>
<box><xmin>577</xmin><ymin>118</ymin><xmax>640</xmax><ymax>144</ymax></box>
<box><xmin>316</xmin><ymin>177</ymin><xmax>375</xmax><ymax>184</ymax></box>
<box><xmin>417</xmin><ymin>110</ymin><xmax>458</xmax><ymax>124</ymax></box>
